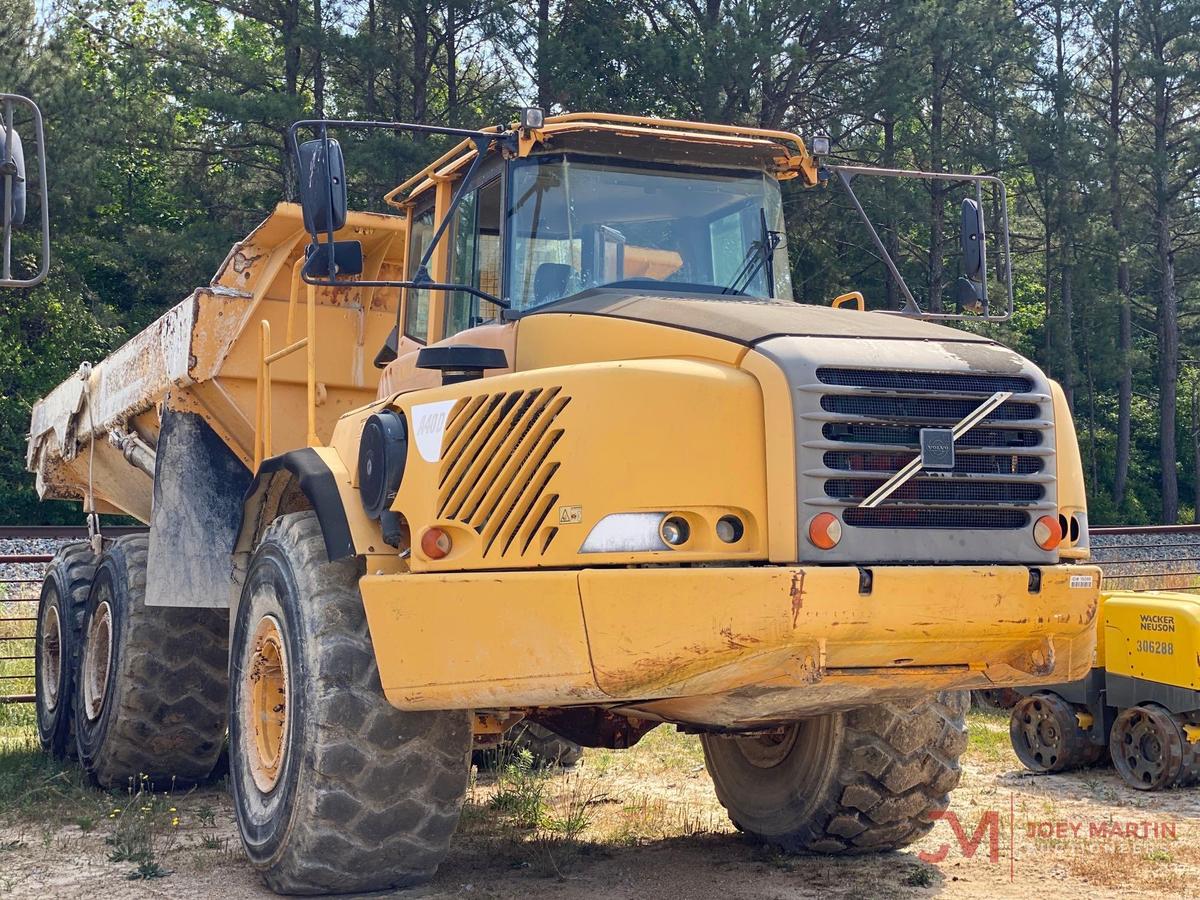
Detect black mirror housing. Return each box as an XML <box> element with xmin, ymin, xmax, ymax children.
<box><xmin>297</xmin><ymin>137</ymin><xmax>347</xmax><ymax>235</ymax></box>
<box><xmin>302</xmin><ymin>239</ymin><xmax>363</xmax><ymax>280</ymax></box>
<box><xmin>1</xmin><ymin>125</ymin><xmax>26</xmax><ymax>228</ymax></box>
<box><xmin>960</xmin><ymin>198</ymin><xmax>985</xmax><ymax>280</ymax></box>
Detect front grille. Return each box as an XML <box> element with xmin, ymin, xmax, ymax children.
<box><xmin>436</xmin><ymin>387</ymin><xmax>569</xmax><ymax>558</ymax></box>
<box><xmin>812</xmin><ymin>368</ymin><xmax>1051</xmax><ymax>531</ymax></box>
<box><xmin>820</xmin><ymin>394</ymin><xmax>1040</xmax><ymax>422</ymax></box>
<box><xmin>817</xmin><ymin>368</ymin><xmax>1033</xmax><ymax>394</ymax></box>
<box><xmin>824</xmin><ymin>450</ymin><xmax>1043</xmax><ymax>475</ymax></box>
<box><xmin>843</xmin><ymin>508</ymin><xmax>1029</xmax><ymax>529</ymax></box>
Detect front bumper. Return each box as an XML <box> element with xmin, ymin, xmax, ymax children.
<box><xmin>359</xmin><ymin>564</ymin><xmax>1100</xmax><ymax>727</ymax></box>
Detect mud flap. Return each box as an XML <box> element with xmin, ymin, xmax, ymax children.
<box><xmin>145</xmin><ymin>409</ymin><xmax>252</xmax><ymax>608</ymax></box>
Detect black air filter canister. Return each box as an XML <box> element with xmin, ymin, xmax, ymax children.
<box><xmin>358</xmin><ymin>410</ymin><xmax>408</xmax><ymax>520</ymax></box>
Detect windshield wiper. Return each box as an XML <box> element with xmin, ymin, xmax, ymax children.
<box><xmin>721</xmin><ymin>208</ymin><xmax>782</xmax><ymax>295</ymax></box>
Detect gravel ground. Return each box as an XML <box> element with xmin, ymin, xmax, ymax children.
<box><xmin>1091</xmin><ymin>531</ymin><xmax>1200</xmax><ymax>592</ymax></box>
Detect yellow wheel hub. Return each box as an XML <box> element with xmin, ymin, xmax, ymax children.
<box><xmin>246</xmin><ymin>615</ymin><xmax>289</xmax><ymax>793</ymax></box>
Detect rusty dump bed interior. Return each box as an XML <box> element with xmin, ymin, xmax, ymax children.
<box><xmin>26</xmin><ymin>203</ymin><xmax>406</xmax><ymax>522</ymax></box>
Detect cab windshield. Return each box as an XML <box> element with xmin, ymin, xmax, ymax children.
<box><xmin>505</xmin><ymin>155</ymin><xmax>792</xmax><ymax>311</ymax></box>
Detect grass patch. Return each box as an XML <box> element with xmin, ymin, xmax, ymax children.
<box><xmin>0</xmin><ymin>731</ymin><xmax>100</xmax><ymax>824</ymax></box>
<box><xmin>965</xmin><ymin>708</ymin><xmax>1013</xmax><ymax>764</ymax></box>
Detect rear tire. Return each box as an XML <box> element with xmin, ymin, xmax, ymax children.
<box><xmin>1009</xmin><ymin>692</ymin><xmax>1103</xmax><ymax>773</ymax></box>
<box><xmin>35</xmin><ymin>542</ymin><xmax>96</xmax><ymax>758</ymax></box>
<box><xmin>701</xmin><ymin>692</ymin><xmax>968</xmax><ymax>853</ymax></box>
<box><xmin>74</xmin><ymin>534</ymin><xmax>228</xmax><ymax>787</ymax></box>
<box><xmin>229</xmin><ymin>512</ymin><xmax>471</xmax><ymax>895</ymax></box>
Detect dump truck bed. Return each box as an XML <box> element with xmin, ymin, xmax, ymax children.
<box><xmin>26</xmin><ymin>203</ymin><xmax>407</xmax><ymax>521</ymax></box>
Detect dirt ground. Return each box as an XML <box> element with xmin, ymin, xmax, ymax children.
<box><xmin>2</xmin><ymin>709</ymin><xmax>1199</xmax><ymax>899</ymax></box>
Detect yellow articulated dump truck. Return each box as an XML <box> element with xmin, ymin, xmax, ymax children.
<box><xmin>23</xmin><ymin>110</ymin><xmax>1100</xmax><ymax>894</ymax></box>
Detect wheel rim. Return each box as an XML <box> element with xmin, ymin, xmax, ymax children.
<box><xmin>246</xmin><ymin>615</ymin><xmax>289</xmax><ymax>793</ymax></box>
<box><xmin>734</xmin><ymin>724</ymin><xmax>800</xmax><ymax>769</ymax></box>
<box><xmin>81</xmin><ymin>599</ymin><xmax>113</xmax><ymax>722</ymax></box>
<box><xmin>1013</xmin><ymin>698</ymin><xmax>1063</xmax><ymax>769</ymax></box>
<box><xmin>1114</xmin><ymin>707</ymin><xmax>1178</xmax><ymax>789</ymax></box>
<box><xmin>39</xmin><ymin>602</ymin><xmax>63</xmax><ymax>712</ymax></box>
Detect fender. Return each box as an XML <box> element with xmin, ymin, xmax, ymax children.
<box><xmin>237</xmin><ymin>447</ymin><xmax>355</xmax><ymax>562</ymax></box>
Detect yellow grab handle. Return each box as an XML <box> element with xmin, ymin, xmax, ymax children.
<box><xmin>831</xmin><ymin>291</ymin><xmax>865</xmax><ymax>311</ymax></box>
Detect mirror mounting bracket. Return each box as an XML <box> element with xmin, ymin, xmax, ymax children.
<box><xmin>287</xmin><ymin>119</ymin><xmax>509</xmax><ymax>310</ymax></box>
<box><xmin>829</xmin><ymin>164</ymin><xmax>1013</xmax><ymax>323</ymax></box>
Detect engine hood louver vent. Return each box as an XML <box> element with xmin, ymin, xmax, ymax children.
<box><xmin>436</xmin><ymin>387</ymin><xmax>570</xmax><ymax>558</ymax></box>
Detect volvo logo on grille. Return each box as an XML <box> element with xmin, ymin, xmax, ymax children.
<box><xmin>920</xmin><ymin>428</ymin><xmax>955</xmax><ymax>470</ymax></box>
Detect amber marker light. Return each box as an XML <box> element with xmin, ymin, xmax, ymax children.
<box><xmin>1033</xmin><ymin>515</ymin><xmax>1063</xmax><ymax>551</ymax></box>
<box><xmin>808</xmin><ymin>512</ymin><xmax>842</xmax><ymax>550</ymax></box>
<box><xmin>421</xmin><ymin>527</ymin><xmax>452</xmax><ymax>559</ymax></box>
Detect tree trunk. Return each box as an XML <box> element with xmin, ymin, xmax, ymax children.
<box><xmin>1060</xmin><ymin>249</ymin><xmax>1074</xmax><ymax>409</ymax></box>
<box><xmin>281</xmin><ymin>0</ymin><xmax>301</xmax><ymax>196</ymax></box>
<box><xmin>312</xmin><ymin>0</ymin><xmax>324</xmax><ymax>118</ymax></box>
<box><xmin>1152</xmin><ymin>22</ymin><xmax>1179</xmax><ymax>524</ymax></box>
<box><xmin>1157</xmin><ymin>202</ymin><xmax>1179</xmax><ymax>523</ymax></box>
<box><xmin>445</xmin><ymin>0</ymin><xmax>458</xmax><ymax>119</ymax></box>
<box><xmin>1193</xmin><ymin>384</ymin><xmax>1200</xmax><ymax>523</ymax></box>
<box><xmin>928</xmin><ymin>42</ymin><xmax>945</xmax><ymax>314</ymax></box>
<box><xmin>1107</xmin><ymin>2</ymin><xmax>1132</xmax><ymax>508</ymax></box>
<box><xmin>365</xmin><ymin>0</ymin><xmax>377</xmax><ymax>117</ymax></box>
<box><xmin>883</xmin><ymin>115</ymin><xmax>900</xmax><ymax>311</ymax></box>
<box><xmin>536</xmin><ymin>0</ymin><xmax>551</xmax><ymax>109</ymax></box>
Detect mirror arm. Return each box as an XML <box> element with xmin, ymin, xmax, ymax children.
<box><xmin>828</xmin><ymin>164</ymin><xmax>1013</xmax><ymax>323</ymax></box>
<box><xmin>835</xmin><ymin>167</ymin><xmax>921</xmax><ymax>316</ymax></box>
<box><xmin>301</xmin><ymin>275</ymin><xmax>508</xmax><ymax>309</ymax></box>
<box><xmin>410</xmin><ymin>134</ymin><xmax>491</xmax><ymax>284</ymax></box>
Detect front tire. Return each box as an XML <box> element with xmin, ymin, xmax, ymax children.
<box><xmin>701</xmin><ymin>692</ymin><xmax>968</xmax><ymax>853</ymax></box>
<box><xmin>74</xmin><ymin>534</ymin><xmax>228</xmax><ymax>787</ymax></box>
<box><xmin>35</xmin><ymin>542</ymin><xmax>96</xmax><ymax>757</ymax></box>
<box><xmin>229</xmin><ymin>511</ymin><xmax>471</xmax><ymax>895</ymax></box>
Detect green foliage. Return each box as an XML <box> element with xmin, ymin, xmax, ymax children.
<box><xmin>1</xmin><ymin>0</ymin><xmax>1197</xmax><ymax>523</ymax></box>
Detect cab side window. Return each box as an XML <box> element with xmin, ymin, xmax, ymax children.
<box><xmin>404</xmin><ymin>208</ymin><xmax>434</xmax><ymax>342</ymax></box>
<box><xmin>444</xmin><ymin>177</ymin><xmax>502</xmax><ymax>338</ymax></box>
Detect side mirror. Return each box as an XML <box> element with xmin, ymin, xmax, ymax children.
<box><xmin>1</xmin><ymin>94</ymin><xmax>48</xmax><ymax>288</ymax></box>
<box><xmin>1</xmin><ymin>125</ymin><xmax>26</xmax><ymax>228</ymax></box>
<box><xmin>960</xmin><ymin>198</ymin><xmax>985</xmax><ymax>280</ymax></box>
<box><xmin>297</xmin><ymin>137</ymin><xmax>347</xmax><ymax>235</ymax></box>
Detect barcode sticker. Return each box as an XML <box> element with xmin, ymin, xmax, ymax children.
<box><xmin>1069</xmin><ymin>575</ymin><xmax>1094</xmax><ymax>589</ymax></box>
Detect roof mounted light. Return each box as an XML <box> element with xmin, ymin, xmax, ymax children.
<box><xmin>811</xmin><ymin>131</ymin><xmax>831</xmax><ymax>157</ymax></box>
<box><xmin>520</xmin><ymin>107</ymin><xmax>545</xmax><ymax>130</ymax></box>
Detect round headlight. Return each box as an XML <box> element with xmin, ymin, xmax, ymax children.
<box><xmin>716</xmin><ymin>515</ymin><xmax>744</xmax><ymax>544</ymax></box>
<box><xmin>359</xmin><ymin>410</ymin><xmax>408</xmax><ymax>520</ymax></box>
<box><xmin>660</xmin><ymin>515</ymin><xmax>691</xmax><ymax>547</ymax></box>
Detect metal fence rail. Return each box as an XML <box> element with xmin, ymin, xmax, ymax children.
<box><xmin>0</xmin><ymin>550</ymin><xmax>50</xmax><ymax>703</ymax></box>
